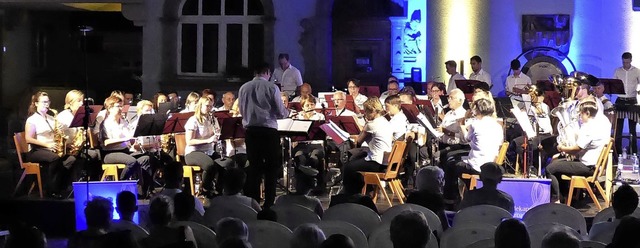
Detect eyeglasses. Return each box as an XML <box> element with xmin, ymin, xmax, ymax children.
<box><xmin>38</xmin><ymin>101</ymin><xmax>50</xmax><ymax>104</ymax></box>
<box><xmin>432</xmin><ymin>89</ymin><xmax>441</xmax><ymax>92</ymax></box>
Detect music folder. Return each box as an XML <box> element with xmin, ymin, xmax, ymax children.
<box><xmin>163</xmin><ymin>112</ymin><xmax>194</xmax><ymax>134</ymax></box>
<box><xmin>511</xmin><ymin>107</ymin><xmax>536</xmax><ymax>138</ymax></box>
<box><xmin>320</xmin><ymin>120</ymin><xmax>350</xmax><ymax>144</ymax></box>
<box><xmin>214</xmin><ymin>110</ymin><xmax>233</xmax><ymax>119</ymax></box>
<box><xmin>133</xmin><ymin>113</ymin><xmax>167</xmax><ymax>137</ymax></box>
<box><xmin>599</xmin><ymin>78</ymin><xmax>625</xmax><ymax>95</ymax></box>
<box><xmin>70</xmin><ymin>105</ymin><xmax>101</xmax><ymax>128</ymax></box>
<box><xmin>277</xmin><ymin>119</ymin><xmax>313</xmax><ymax>136</ymax></box>
<box><xmin>288</xmin><ymin>102</ymin><xmax>303</xmax><ymax>112</ymax></box>
<box><xmin>219</xmin><ymin>117</ymin><xmax>246</xmax><ymax>140</ymax></box>
<box><xmin>292</xmin><ymin>121</ymin><xmax>326</xmax><ymax>142</ymax></box>
<box><xmin>400</xmin><ymin>104</ymin><xmax>443</xmax><ymax>138</ymax></box>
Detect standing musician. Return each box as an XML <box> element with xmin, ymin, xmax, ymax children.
<box><xmin>347</xmin><ymin>78</ymin><xmax>368</xmax><ymax>110</ymax></box>
<box><xmin>292</xmin><ymin>96</ymin><xmax>327</xmax><ymax>193</ymax></box>
<box><xmin>444</xmin><ymin>98</ymin><xmax>503</xmax><ymax>201</ymax></box>
<box><xmin>614</xmin><ymin>52</ymin><xmax>640</xmax><ymax>155</ymax></box>
<box><xmin>99</xmin><ymin>96</ymin><xmax>153</xmax><ymax>197</ymax></box>
<box><xmin>445</xmin><ymin>60</ymin><xmax>466</xmax><ymax>93</ymax></box>
<box><xmin>183</xmin><ymin>97</ymin><xmax>222</xmax><ymax>198</ymax></box>
<box><xmin>57</xmin><ymin>90</ymin><xmax>101</xmax><ymax>181</ymax></box>
<box><xmin>505</xmin><ymin>59</ymin><xmax>532</xmax><ymax>96</ymax></box>
<box><xmin>343</xmin><ymin>97</ymin><xmax>393</xmax><ymax>175</ymax></box>
<box><xmin>25</xmin><ymin>91</ymin><xmax>77</xmax><ymax>198</ymax></box>
<box><xmin>546</xmin><ymin>100</ymin><xmax>611</xmax><ymax>203</ymax></box>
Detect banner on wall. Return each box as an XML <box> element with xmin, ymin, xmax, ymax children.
<box><xmin>391</xmin><ymin>2</ymin><xmax>426</xmax><ymax>82</ymax></box>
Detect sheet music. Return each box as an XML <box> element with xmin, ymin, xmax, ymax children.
<box><xmin>511</xmin><ymin>107</ymin><xmax>536</xmax><ymax>138</ymax></box>
<box><xmin>320</xmin><ymin>120</ymin><xmax>350</xmax><ymax>144</ymax></box>
<box><xmin>277</xmin><ymin>119</ymin><xmax>312</xmax><ymax>133</ymax></box>
<box><xmin>521</xmin><ymin>94</ymin><xmax>532</xmax><ymax>113</ymax></box>
<box><xmin>416</xmin><ymin>113</ymin><xmax>444</xmax><ymax>138</ymax></box>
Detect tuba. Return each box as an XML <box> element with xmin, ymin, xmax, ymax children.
<box><xmin>549</xmin><ymin>73</ymin><xmax>581</xmax><ymax>161</ymax></box>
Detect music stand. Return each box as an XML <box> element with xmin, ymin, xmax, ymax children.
<box><xmin>291</xmin><ymin>121</ymin><xmax>326</xmax><ymax>142</ymax></box>
<box><xmin>163</xmin><ymin>112</ymin><xmax>194</xmax><ymax>134</ymax></box>
<box><xmin>414</xmin><ymin>99</ymin><xmax>436</xmax><ymax>116</ymax></box>
<box><xmin>218</xmin><ymin>117</ymin><xmax>246</xmax><ymax>165</ymax></box>
<box><xmin>88</xmin><ymin>105</ymin><xmax>103</xmax><ymax>127</ymax></box>
<box><xmin>70</xmin><ymin>107</ymin><xmax>98</xmax><ymax>130</ymax></box>
<box><xmin>158</xmin><ymin>102</ymin><xmax>179</xmax><ymax>114</ymax></box>
<box><xmin>494</xmin><ymin>97</ymin><xmax>515</xmax><ymax>119</ymax></box>
<box><xmin>288</xmin><ymin>102</ymin><xmax>303</xmax><ymax>112</ymax></box>
<box><xmin>599</xmin><ymin>78</ymin><xmax>625</xmax><ymax>96</ymax></box>
<box><xmin>401</xmin><ymin>104</ymin><xmax>443</xmax><ymax>166</ymax></box>
<box><xmin>214</xmin><ymin>110</ymin><xmax>233</xmax><ymax>119</ymax></box>
<box><xmin>133</xmin><ymin>114</ymin><xmax>167</xmax><ymax>137</ymax></box>
<box><xmin>277</xmin><ymin>119</ymin><xmax>314</xmax><ymax>193</ymax></box>
<box><xmin>326</xmin><ymin>116</ymin><xmax>362</xmax><ymax>135</ymax></box>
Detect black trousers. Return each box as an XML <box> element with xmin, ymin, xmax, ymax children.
<box><xmin>510</xmin><ymin>134</ymin><xmax>557</xmax><ymax>171</ymax></box>
<box><xmin>245</xmin><ymin>126</ymin><xmax>282</xmax><ymax>208</ymax></box>
<box><xmin>26</xmin><ymin>148</ymin><xmax>77</xmax><ymax>194</ymax></box>
<box><xmin>185</xmin><ymin>151</ymin><xmax>222</xmax><ymax>193</ymax></box>
<box><xmin>325</xmin><ymin>139</ymin><xmax>353</xmax><ymax>168</ymax></box>
<box><xmin>443</xmin><ymin>159</ymin><xmax>480</xmax><ymax>201</ymax></box>
<box><xmin>293</xmin><ymin>143</ymin><xmax>326</xmax><ymax>188</ymax></box>
<box><xmin>616</xmin><ymin>97</ymin><xmax>637</xmax><ymax>154</ymax></box>
<box><xmin>103</xmin><ymin>150</ymin><xmax>152</xmax><ymax>192</ymax></box>
<box><xmin>545</xmin><ymin>158</ymin><xmax>594</xmax><ymax>201</ymax></box>
<box><xmin>438</xmin><ymin>143</ymin><xmax>470</xmax><ymax>168</ymax></box>
<box><xmin>405</xmin><ymin>142</ymin><xmax>429</xmax><ymax>184</ymax></box>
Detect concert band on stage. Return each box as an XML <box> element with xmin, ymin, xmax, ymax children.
<box><xmin>22</xmin><ymin>53</ymin><xmax>631</xmax><ymax>207</ymax></box>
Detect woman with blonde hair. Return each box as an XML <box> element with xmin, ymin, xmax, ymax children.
<box><xmin>343</xmin><ymin>96</ymin><xmax>393</xmax><ymax>175</ymax></box>
<box><xmin>24</xmin><ymin>91</ymin><xmax>77</xmax><ymax>198</ymax></box>
<box><xmin>180</xmin><ymin>92</ymin><xmax>200</xmax><ymax>113</ymax></box>
<box><xmin>184</xmin><ymin>97</ymin><xmax>223</xmax><ymax>197</ymax></box>
<box><xmin>100</xmin><ymin>96</ymin><xmax>153</xmax><ymax>197</ymax></box>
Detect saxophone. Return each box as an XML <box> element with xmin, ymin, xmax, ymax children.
<box><xmin>49</xmin><ymin>109</ymin><xmax>67</xmax><ymax>157</ymax></box>
<box><xmin>67</xmin><ymin>127</ymin><xmax>86</xmax><ymax>156</ymax></box>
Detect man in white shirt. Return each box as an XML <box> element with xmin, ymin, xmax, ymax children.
<box><xmin>238</xmin><ymin>63</ymin><xmax>289</xmax><ymax>208</ymax></box>
<box><xmin>437</xmin><ymin>89</ymin><xmax>469</xmax><ymax>168</ymax></box>
<box><xmin>469</xmin><ymin>56</ymin><xmax>492</xmax><ymax>88</ymax></box>
<box><xmin>445</xmin><ymin>60</ymin><xmax>466</xmax><ymax>93</ymax></box>
<box><xmin>216</xmin><ymin>91</ymin><xmax>235</xmax><ymax>111</ymax></box>
<box><xmin>505</xmin><ymin>59</ymin><xmax>532</xmax><ymax>96</ymax></box>
<box><xmin>379</xmin><ymin>80</ymin><xmax>400</xmax><ymax>105</ymax></box>
<box><xmin>593</xmin><ymin>82</ymin><xmax>614</xmax><ymax>112</ymax></box>
<box><xmin>270</xmin><ymin>53</ymin><xmax>303</xmax><ymax>97</ymax></box>
<box><xmin>291</xmin><ymin>83</ymin><xmax>312</xmax><ymax>102</ymax></box>
<box><xmin>614</xmin><ymin>52</ymin><xmax>640</xmax><ymax>155</ymax></box>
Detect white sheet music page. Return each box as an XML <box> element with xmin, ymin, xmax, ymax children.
<box><xmin>511</xmin><ymin>107</ymin><xmax>536</xmax><ymax>138</ymax></box>
<box><xmin>320</xmin><ymin>120</ymin><xmax>350</xmax><ymax>144</ymax></box>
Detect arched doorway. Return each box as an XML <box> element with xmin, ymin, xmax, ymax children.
<box><xmin>331</xmin><ymin>0</ymin><xmax>403</xmax><ymax>88</ymax></box>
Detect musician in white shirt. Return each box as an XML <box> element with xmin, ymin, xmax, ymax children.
<box><xmin>215</xmin><ymin>91</ymin><xmax>235</xmax><ymax>111</ymax></box>
<box><xmin>469</xmin><ymin>56</ymin><xmax>492</xmax><ymax>88</ymax></box>
<box><xmin>347</xmin><ymin>79</ymin><xmax>368</xmax><ymax>110</ymax></box>
<box><xmin>379</xmin><ymin>80</ymin><xmax>400</xmax><ymax>105</ymax></box>
<box><xmin>445</xmin><ymin>60</ymin><xmax>466</xmax><ymax>93</ymax></box>
<box><xmin>184</xmin><ymin>97</ymin><xmax>223</xmax><ymax>198</ymax></box>
<box><xmin>344</xmin><ymin>97</ymin><xmax>393</xmax><ymax>174</ymax></box>
<box><xmin>271</xmin><ymin>53</ymin><xmax>303</xmax><ymax>97</ymax></box>
<box><xmin>430</xmin><ymin>83</ymin><xmax>446</xmax><ymax>121</ymax></box>
<box><xmin>292</xmin><ymin>96</ymin><xmax>326</xmax><ymax>192</ymax></box>
<box><xmin>505</xmin><ymin>59</ymin><xmax>532</xmax><ymax>96</ymax></box>
<box><xmin>291</xmin><ymin>83</ymin><xmax>313</xmax><ymax>103</ymax></box>
<box><xmin>179</xmin><ymin>92</ymin><xmax>200</xmax><ymax>113</ymax></box>
<box><xmin>593</xmin><ymin>82</ymin><xmax>614</xmax><ymax>112</ymax></box>
<box><xmin>614</xmin><ymin>52</ymin><xmax>640</xmax><ymax>155</ymax></box>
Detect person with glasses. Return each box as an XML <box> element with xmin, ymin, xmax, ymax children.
<box><xmin>24</xmin><ymin>91</ymin><xmax>77</xmax><ymax>198</ymax></box>
<box><xmin>430</xmin><ymin>83</ymin><xmax>447</xmax><ymax>121</ymax></box>
<box><xmin>100</xmin><ymin>96</ymin><xmax>153</xmax><ymax>197</ymax></box>
<box><xmin>347</xmin><ymin>79</ymin><xmax>368</xmax><ymax>110</ymax></box>
<box><xmin>379</xmin><ymin>80</ymin><xmax>400</xmax><ymax>105</ymax></box>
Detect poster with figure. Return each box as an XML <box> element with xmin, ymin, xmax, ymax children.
<box><xmin>404</xmin><ymin>9</ymin><xmax>422</xmax><ymax>55</ymax></box>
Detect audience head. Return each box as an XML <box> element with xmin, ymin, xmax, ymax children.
<box><xmin>85</xmin><ymin>196</ymin><xmax>114</xmax><ymax>230</ymax></box>
<box><xmin>495</xmin><ymin>218</ymin><xmax>530</xmax><ymax>248</ymax></box>
<box><xmin>415</xmin><ymin>166</ymin><xmax>445</xmax><ymax>194</ymax></box>
<box><xmin>612</xmin><ymin>183</ymin><xmax>639</xmax><ymax>219</ymax></box>
<box><xmin>164</xmin><ymin>161</ymin><xmax>184</xmax><ymax>189</ymax></box>
<box><xmin>220</xmin><ymin>237</ymin><xmax>253</xmax><ymax>248</ymax></box>
<box><xmin>116</xmin><ymin>191</ymin><xmax>138</xmax><ymax>221</ymax></box>
<box><xmin>362</xmin><ymin>96</ymin><xmax>384</xmax><ymax>121</ymax></box>
<box><xmin>149</xmin><ymin>195</ymin><xmax>173</xmax><ymax>228</ymax></box>
<box><xmin>479</xmin><ymin>162</ymin><xmax>503</xmax><ymax>187</ymax></box>
<box><xmin>343</xmin><ymin>170</ymin><xmax>365</xmax><ymax>195</ymax></box>
<box><xmin>224</xmin><ymin>168</ymin><xmax>247</xmax><ymax>195</ymax></box>
<box><xmin>540</xmin><ymin>227</ymin><xmax>580</xmax><ymax>248</ymax></box>
<box><xmin>390</xmin><ymin>210</ymin><xmax>431</xmax><ymax>248</ymax></box>
<box><xmin>609</xmin><ymin>216</ymin><xmax>640</xmax><ymax>248</ymax></box>
<box><xmin>174</xmin><ymin>191</ymin><xmax>196</xmax><ymax>221</ymax></box>
<box><xmin>319</xmin><ymin>234</ymin><xmax>355</xmax><ymax>248</ymax></box>
<box><xmin>216</xmin><ymin>217</ymin><xmax>249</xmax><ymax>244</ymax></box>
<box><xmin>257</xmin><ymin>207</ymin><xmax>278</xmax><ymax>222</ymax></box>
<box><xmin>5</xmin><ymin>223</ymin><xmax>47</xmax><ymax>248</ymax></box>
<box><xmin>290</xmin><ymin>224</ymin><xmax>326</xmax><ymax>248</ymax></box>
<box><xmin>295</xmin><ymin>170</ymin><xmax>315</xmax><ymax>195</ymax></box>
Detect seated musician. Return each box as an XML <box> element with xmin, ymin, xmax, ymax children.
<box><xmin>347</xmin><ymin>78</ymin><xmax>368</xmax><ymax>110</ymax></box>
<box><xmin>429</xmin><ymin>83</ymin><xmax>447</xmax><ymax>121</ymax></box>
<box><xmin>292</xmin><ymin>96</ymin><xmax>326</xmax><ymax>193</ymax></box>
<box><xmin>398</xmin><ymin>92</ymin><xmax>431</xmax><ymax>173</ymax></box>
<box><xmin>325</xmin><ymin>90</ymin><xmax>360</xmax><ymax>170</ymax></box>
<box><xmin>385</xmin><ymin>95</ymin><xmax>417</xmax><ymax>185</ymax></box>
<box><xmin>128</xmin><ymin>100</ymin><xmax>175</xmax><ymax>170</ymax></box>
<box><xmin>436</xmin><ymin>89</ymin><xmax>469</xmax><ymax>166</ymax></box>
<box><xmin>25</xmin><ymin>91</ymin><xmax>78</xmax><ymax>198</ymax></box>
<box><xmin>57</xmin><ymin>90</ymin><xmax>101</xmax><ymax>180</ymax></box>
<box><xmin>152</xmin><ymin>92</ymin><xmax>168</xmax><ymax>113</ymax></box>
<box><xmin>99</xmin><ymin>96</ymin><xmax>153</xmax><ymax>197</ymax></box>
<box><xmin>216</xmin><ymin>91</ymin><xmax>235</xmax><ymax>111</ymax></box>
<box><xmin>509</xmin><ymin>87</ymin><xmax>556</xmax><ymax>174</ymax></box>
<box><xmin>545</xmin><ymin>100</ymin><xmax>611</xmax><ymax>203</ymax></box>
<box><xmin>343</xmin><ymin>97</ymin><xmax>393</xmax><ymax>175</ymax></box>
<box><xmin>280</xmin><ymin>92</ymin><xmax>297</xmax><ymax>118</ymax></box>
<box><xmin>593</xmin><ymin>82</ymin><xmax>614</xmax><ymax>113</ymax></box>
<box><xmin>444</xmin><ymin>98</ymin><xmax>504</xmax><ymax>202</ymax></box>
<box><xmin>291</xmin><ymin>83</ymin><xmax>313</xmax><ymax>102</ymax></box>
<box><xmin>221</xmin><ymin>98</ymin><xmax>247</xmax><ymax>168</ymax></box>
<box><xmin>179</xmin><ymin>92</ymin><xmax>200</xmax><ymax>113</ymax></box>
<box><xmin>94</xmin><ymin>90</ymin><xmax>125</xmax><ymax>135</ymax></box>
<box><xmin>183</xmin><ymin>96</ymin><xmax>223</xmax><ymax>198</ymax></box>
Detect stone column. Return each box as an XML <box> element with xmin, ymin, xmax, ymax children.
<box><xmin>389</xmin><ymin>17</ymin><xmax>405</xmax><ymax>81</ymax></box>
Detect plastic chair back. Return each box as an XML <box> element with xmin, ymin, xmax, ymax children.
<box><xmin>272</xmin><ymin>204</ymin><xmax>321</xmax><ymax>230</ymax></box>
<box><xmin>247</xmin><ymin>220</ymin><xmax>292</xmax><ymax>248</ymax></box>
<box><xmin>453</xmin><ymin>205</ymin><xmax>512</xmax><ymax>227</ymax></box>
<box><xmin>317</xmin><ymin>221</ymin><xmax>368</xmax><ymax>248</ymax></box>
<box><xmin>324</xmin><ymin>203</ymin><xmax>381</xmax><ymax>236</ymax></box>
<box><xmin>522</xmin><ymin>203</ymin><xmax>587</xmax><ymax>236</ymax></box>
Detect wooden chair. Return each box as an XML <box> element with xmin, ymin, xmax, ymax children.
<box><xmin>561</xmin><ymin>138</ymin><xmax>614</xmax><ymax>210</ymax></box>
<box><xmin>174</xmin><ymin>133</ymin><xmax>202</xmax><ymax>195</ymax></box>
<box><xmin>462</xmin><ymin>141</ymin><xmax>510</xmax><ymax>191</ymax></box>
<box><xmin>13</xmin><ymin>132</ymin><xmax>43</xmax><ymax>198</ymax></box>
<box><xmin>88</xmin><ymin>128</ymin><xmax>126</xmax><ymax>181</ymax></box>
<box><xmin>360</xmin><ymin>140</ymin><xmax>408</xmax><ymax>207</ymax></box>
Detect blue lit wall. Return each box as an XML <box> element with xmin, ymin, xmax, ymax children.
<box><xmin>73</xmin><ymin>181</ymin><xmax>139</xmax><ymax>231</ymax></box>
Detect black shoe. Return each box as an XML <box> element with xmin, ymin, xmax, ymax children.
<box><xmin>48</xmin><ymin>192</ymin><xmax>63</xmax><ymax>199</ymax></box>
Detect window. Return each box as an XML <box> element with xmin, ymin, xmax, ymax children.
<box><xmin>178</xmin><ymin>0</ymin><xmax>265</xmax><ymax>76</ymax></box>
